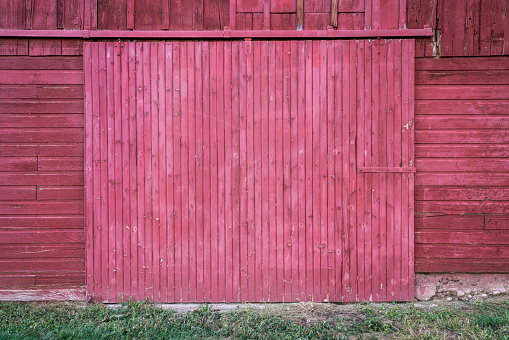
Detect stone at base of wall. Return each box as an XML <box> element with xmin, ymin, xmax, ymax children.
<box><xmin>415</xmin><ymin>274</ymin><xmax>509</xmax><ymax>301</ymax></box>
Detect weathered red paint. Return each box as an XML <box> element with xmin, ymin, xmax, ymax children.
<box><xmin>84</xmin><ymin>39</ymin><xmax>415</xmax><ymax>303</ymax></box>
<box><xmin>415</xmin><ymin>56</ymin><xmax>509</xmax><ymax>274</ymax></box>
<box><xmin>0</xmin><ymin>56</ymin><xmax>85</xmax><ymax>296</ymax></box>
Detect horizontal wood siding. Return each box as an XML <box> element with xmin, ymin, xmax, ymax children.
<box><xmin>415</xmin><ymin>56</ymin><xmax>509</xmax><ymax>273</ymax></box>
<box><xmin>84</xmin><ymin>40</ymin><xmax>414</xmax><ymax>303</ymax></box>
<box><xmin>0</xmin><ymin>56</ymin><xmax>85</xmax><ymax>295</ymax></box>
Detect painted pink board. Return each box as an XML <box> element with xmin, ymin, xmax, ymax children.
<box><xmin>84</xmin><ymin>40</ymin><xmax>415</xmax><ymax>302</ymax></box>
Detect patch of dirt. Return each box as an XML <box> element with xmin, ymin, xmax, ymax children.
<box><xmin>264</xmin><ymin>302</ymin><xmax>366</xmax><ymax>326</ymax></box>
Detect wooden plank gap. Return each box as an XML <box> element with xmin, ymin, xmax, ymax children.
<box><xmin>297</xmin><ymin>0</ymin><xmax>304</xmax><ymax>30</ymax></box>
<box><xmin>331</xmin><ymin>0</ymin><xmax>338</xmax><ymax>28</ymax></box>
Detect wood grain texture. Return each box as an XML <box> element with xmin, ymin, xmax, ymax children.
<box><xmin>0</xmin><ymin>288</ymin><xmax>85</xmax><ymax>301</ymax></box>
<box><xmin>84</xmin><ymin>40</ymin><xmax>414</xmax><ymax>303</ymax></box>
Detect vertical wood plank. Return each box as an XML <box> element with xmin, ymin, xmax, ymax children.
<box><xmin>407</xmin><ymin>40</ymin><xmax>415</xmax><ymax>300</ymax></box>
<box><xmin>224</xmin><ymin>41</ymin><xmax>234</xmax><ymax>302</ymax></box>
<box><xmin>194</xmin><ymin>0</ymin><xmax>204</xmax><ymax>30</ymax></box>
<box><xmin>26</xmin><ymin>0</ymin><xmax>33</xmax><ymax>29</ymax></box>
<box><xmin>401</xmin><ymin>40</ymin><xmax>410</xmax><ymax>301</ymax></box>
<box><xmin>297</xmin><ymin>40</ymin><xmax>306</xmax><ymax>302</ymax></box>
<box><xmin>91</xmin><ymin>0</ymin><xmax>97</xmax><ymax>29</ymax></box>
<box><xmin>135</xmin><ymin>42</ymin><xmax>144</xmax><ymax>300</ymax></box>
<box><xmin>290</xmin><ymin>40</ymin><xmax>299</xmax><ymax>303</ymax></box>
<box><xmin>150</xmin><ymin>42</ymin><xmax>161</xmax><ymax>301</ymax></box>
<box><xmin>246</xmin><ymin>40</ymin><xmax>255</xmax><ymax>302</ymax></box>
<box><xmin>348</xmin><ymin>41</ymin><xmax>357</xmax><ymax>301</ymax></box>
<box><xmin>114</xmin><ymin>42</ymin><xmax>123</xmax><ymax>301</ymax></box>
<box><xmin>239</xmin><ymin>40</ymin><xmax>248</xmax><ymax>301</ymax></box>
<box><xmin>355</xmin><ymin>40</ymin><xmax>365</xmax><ymax>302</ymax></box>
<box><xmin>385</xmin><ymin>39</ymin><xmax>395</xmax><ymax>301</ymax></box>
<box><xmin>84</xmin><ymin>42</ymin><xmax>94</xmax><ymax>301</ymax></box>
<box><xmin>142</xmin><ymin>42</ymin><xmax>153</xmax><ymax>301</ymax></box>
<box><xmin>162</xmin><ymin>0</ymin><xmax>170</xmax><ymax>29</ymax></box>
<box><xmin>312</xmin><ymin>40</ymin><xmax>321</xmax><ymax>301</ymax></box>
<box><xmin>379</xmin><ymin>40</ymin><xmax>387</xmax><ymax>302</ymax></box>
<box><xmin>260</xmin><ymin>41</ymin><xmax>270</xmax><ymax>302</ymax></box>
<box><xmin>210</xmin><ymin>41</ymin><xmax>219</xmax><ymax>302</ymax></box>
<box><xmin>319</xmin><ymin>40</ymin><xmax>328</xmax><ymax>302</ymax></box>
<box><xmin>230</xmin><ymin>0</ymin><xmax>236</xmax><ymax>29</ymax></box>
<box><xmin>216</xmin><ymin>41</ymin><xmax>226</xmax><ymax>302</ymax></box>
<box><xmin>231</xmin><ymin>41</ymin><xmax>241</xmax><ymax>302</ymax></box>
<box><xmin>253</xmin><ymin>40</ymin><xmax>263</xmax><ymax>302</ymax></box>
<box><xmin>365</xmin><ymin>0</ymin><xmax>372</xmax><ymax>29</ymax></box>
<box><xmin>91</xmin><ymin>42</ymin><xmax>101</xmax><ymax>300</ymax></box>
<box><xmin>263</xmin><ymin>0</ymin><xmax>271</xmax><ymax>30</ymax></box>
<box><xmin>202</xmin><ymin>41</ymin><xmax>211</xmax><ymax>302</ymax></box>
<box><xmin>128</xmin><ymin>42</ymin><xmax>138</xmax><ymax>301</ymax></box>
<box><xmin>267</xmin><ymin>41</ymin><xmax>277</xmax><ymax>302</ymax></box>
<box><xmin>399</xmin><ymin>0</ymin><xmax>406</xmax><ymax>28</ymax></box>
<box><xmin>187</xmin><ymin>41</ymin><xmax>197</xmax><ymax>302</ymax></box>
<box><xmin>282</xmin><ymin>41</ymin><xmax>291</xmax><ymax>302</ymax></box>
<box><xmin>195</xmin><ymin>42</ymin><xmax>204</xmax><ymax>303</ymax></box>
<box><xmin>304</xmin><ymin>40</ymin><xmax>313</xmax><ymax>301</ymax></box>
<box><xmin>371</xmin><ymin>40</ymin><xmax>381</xmax><ymax>302</ymax></box>
<box><xmin>157</xmin><ymin>42</ymin><xmax>168</xmax><ymax>302</ymax></box>
<box><xmin>98</xmin><ymin>42</ymin><xmax>109</xmax><ymax>301</ymax></box>
<box><xmin>334</xmin><ymin>40</ymin><xmax>343</xmax><ymax>301</ymax></box>
<box><xmin>56</xmin><ymin>0</ymin><xmax>64</xmax><ymax>29</ymax></box>
<box><xmin>363</xmin><ymin>40</ymin><xmax>372</xmax><ymax>302</ymax></box>
<box><xmin>326</xmin><ymin>40</ymin><xmax>335</xmax><ymax>302</ymax></box>
<box><xmin>152</xmin><ymin>43</ymin><xmax>165</xmax><ymax>302</ymax></box>
<box><xmin>393</xmin><ymin>40</ymin><xmax>402</xmax><ymax>302</ymax></box>
<box><xmin>341</xmin><ymin>41</ymin><xmax>350</xmax><ymax>301</ymax></box>
<box><xmin>84</xmin><ymin>0</ymin><xmax>89</xmax><ymax>28</ymax></box>
<box><xmin>180</xmin><ymin>41</ymin><xmax>189</xmax><ymax>302</ymax></box>
<box><xmin>164</xmin><ymin>42</ymin><xmax>174</xmax><ymax>303</ymax></box>
<box><xmin>127</xmin><ymin>0</ymin><xmax>134</xmax><ymax>29</ymax></box>
<box><xmin>120</xmin><ymin>42</ymin><xmax>131</xmax><ymax>301</ymax></box>
<box><xmin>172</xmin><ymin>42</ymin><xmax>182</xmax><ymax>302</ymax></box>
<box><xmin>275</xmin><ymin>41</ymin><xmax>284</xmax><ymax>302</ymax></box>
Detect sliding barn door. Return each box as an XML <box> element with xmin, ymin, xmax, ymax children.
<box><xmin>84</xmin><ymin>39</ymin><xmax>415</xmax><ymax>303</ymax></box>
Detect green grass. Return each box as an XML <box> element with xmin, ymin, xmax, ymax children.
<box><xmin>0</xmin><ymin>299</ymin><xmax>508</xmax><ymax>339</ymax></box>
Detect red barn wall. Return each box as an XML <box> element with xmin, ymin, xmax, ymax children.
<box><xmin>0</xmin><ymin>0</ymin><xmax>508</xmax><ymax>300</ymax></box>
<box><xmin>0</xmin><ymin>56</ymin><xmax>85</xmax><ymax>300</ymax></box>
<box><xmin>414</xmin><ymin>56</ymin><xmax>509</xmax><ymax>273</ymax></box>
